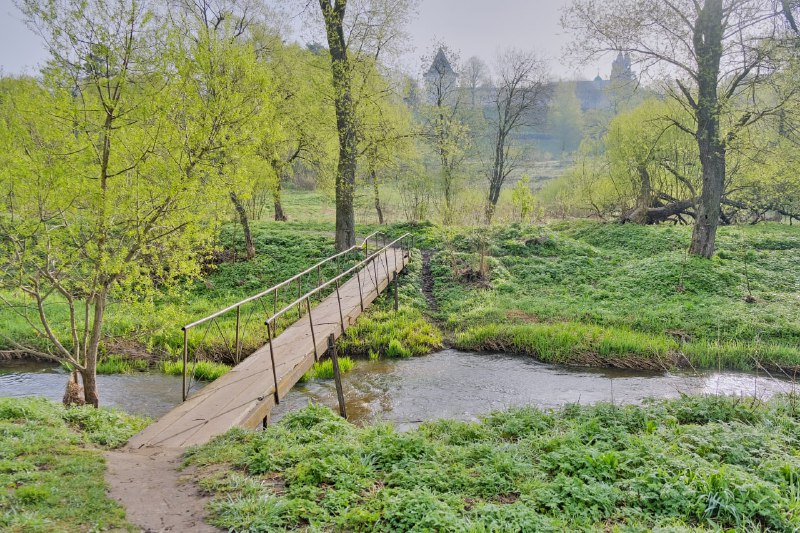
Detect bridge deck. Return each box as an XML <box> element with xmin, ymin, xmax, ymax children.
<box><xmin>127</xmin><ymin>248</ymin><xmax>408</xmax><ymax>449</ymax></box>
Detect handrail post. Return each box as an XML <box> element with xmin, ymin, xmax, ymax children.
<box><xmin>394</xmin><ymin>268</ymin><xmax>399</xmax><ymax>312</ymax></box>
<box><xmin>307</xmin><ymin>297</ymin><xmax>318</xmax><ymax>360</ymax></box>
<box><xmin>266</xmin><ymin>320</ymin><xmax>280</xmax><ymax>405</ymax></box>
<box><xmin>335</xmin><ymin>278</ymin><xmax>346</xmax><ymax>335</ymax></box>
<box><xmin>234</xmin><ymin>305</ymin><xmax>241</xmax><ymax>363</ymax></box>
<box><xmin>328</xmin><ymin>334</ymin><xmax>347</xmax><ymax>419</ymax></box>
<box><xmin>355</xmin><ymin>266</ymin><xmax>364</xmax><ymax>311</ymax></box>
<box><xmin>182</xmin><ymin>328</ymin><xmax>188</xmax><ymax>402</ymax></box>
<box><xmin>296</xmin><ymin>277</ymin><xmax>302</xmax><ymax>319</ymax></box>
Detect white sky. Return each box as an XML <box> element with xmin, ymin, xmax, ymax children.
<box><xmin>0</xmin><ymin>0</ymin><xmax>607</xmax><ymax>79</ymax></box>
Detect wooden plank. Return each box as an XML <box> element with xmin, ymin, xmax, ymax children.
<box><xmin>127</xmin><ymin>249</ymin><xmax>407</xmax><ymax>450</ymax></box>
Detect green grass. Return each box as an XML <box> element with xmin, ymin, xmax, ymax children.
<box><xmin>0</xmin><ymin>397</ymin><xmax>149</xmax><ymax>532</ymax></box>
<box><xmin>96</xmin><ymin>355</ymin><xmax>150</xmax><ymax>374</ymax></box>
<box><xmin>300</xmin><ymin>357</ymin><xmax>355</xmax><ymax>382</ymax></box>
<box><xmin>426</xmin><ymin>221</ymin><xmax>800</xmax><ymax>371</ymax></box>
<box><xmin>187</xmin><ymin>397</ymin><xmax>800</xmax><ymax>531</ymax></box>
<box><xmin>3</xmin><ymin>189</ymin><xmax>800</xmax><ymax>374</ymax></box>
<box><xmin>161</xmin><ymin>360</ymin><xmax>231</xmax><ymax>381</ymax></box>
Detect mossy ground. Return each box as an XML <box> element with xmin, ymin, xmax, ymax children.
<box><xmin>187</xmin><ymin>397</ymin><xmax>800</xmax><ymax>531</ymax></box>
<box><xmin>0</xmin><ymin>397</ymin><xmax>149</xmax><ymax>532</ymax></box>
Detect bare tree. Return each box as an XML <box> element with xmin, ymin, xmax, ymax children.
<box><xmin>463</xmin><ymin>55</ymin><xmax>490</xmax><ymax>107</ymax></box>
<box><xmin>564</xmin><ymin>0</ymin><xmax>797</xmax><ymax>257</ymax></box>
<box><xmin>420</xmin><ymin>43</ymin><xmax>471</xmax><ymax>224</ymax></box>
<box><xmin>485</xmin><ymin>49</ymin><xmax>549</xmax><ymax>222</ymax></box>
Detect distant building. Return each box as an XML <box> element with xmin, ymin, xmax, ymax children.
<box><xmin>423</xmin><ymin>48</ymin><xmax>459</xmax><ymax>104</ymax></box>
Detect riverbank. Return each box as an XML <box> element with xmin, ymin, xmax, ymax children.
<box><xmin>186</xmin><ymin>395</ymin><xmax>800</xmax><ymax>531</ymax></box>
<box><xmin>3</xmin><ymin>215</ymin><xmax>800</xmax><ymax>377</ymax></box>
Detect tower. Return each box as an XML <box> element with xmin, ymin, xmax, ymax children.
<box><xmin>610</xmin><ymin>52</ymin><xmax>635</xmax><ymax>82</ymax></box>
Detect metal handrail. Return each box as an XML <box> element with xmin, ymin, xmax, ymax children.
<box><xmin>179</xmin><ymin>230</ymin><xmax>412</xmax><ymax>401</ymax></box>
<box><xmin>182</xmin><ymin>231</ymin><xmax>389</xmax><ymax>332</ymax></box>
<box><xmin>261</xmin><ymin>233</ymin><xmax>412</xmax><ymax>404</ymax></box>
<box><xmin>266</xmin><ymin>234</ymin><xmax>408</xmax><ymax>326</ymax></box>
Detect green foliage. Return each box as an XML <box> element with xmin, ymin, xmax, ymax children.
<box><xmin>161</xmin><ymin>360</ymin><xmax>231</xmax><ymax>382</ymax></box>
<box><xmin>96</xmin><ymin>355</ymin><xmax>149</xmax><ymax>375</ymax></box>
<box><xmin>339</xmin><ymin>307</ymin><xmax>442</xmax><ymax>359</ymax></box>
<box><xmin>0</xmin><ymin>398</ymin><xmax>148</xmax><ymax>531</ymax></box>
<box><xmin>189</xmin><ymin>397</ymin><xmax>800</xmax><ymax>531</ymax></box>
<box><xmin>300</xmin><ymin>357</ymin><xmax>355</xmax><ymax>382</ymax></box>
<box><xmin>429</xmin><ymin>221</ymin><xmax>800</xmax><ymax>371</ymax></box>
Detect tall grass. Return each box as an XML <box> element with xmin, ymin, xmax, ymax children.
<box><xmin>299</xmin><ymin>357</ymin><xmax>355</xmax><ymax>382</ymax></box>
<box><xmin>161</xmin><ymin>360</ymin><xmax>231</xmax><ymax>381</ymax></box>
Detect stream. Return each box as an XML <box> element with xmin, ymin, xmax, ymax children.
<box><xmin>1</xmin><ymin>349</ymin><xmax>796</xmax><ymax>426</ymax></box>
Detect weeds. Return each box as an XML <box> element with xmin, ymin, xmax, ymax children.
<box><xmin>189</xmin><ymin>396</ymin><xmax>800</xmax><ymax>531</ymax></box>
<box><xmin>299</xmin><ymin>357</ymin><xmax>355</xmax><ymax>382</ymax></box>
<box><xmin>161</xmin><ymin>359</ymin><xmax>231</xmax><ymax>381</ymax></box>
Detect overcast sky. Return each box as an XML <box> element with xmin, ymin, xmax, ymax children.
<box><xmin>0</xmin><ymin>0</ymin><xmax>606</xmax><ymax>79</ymax></box>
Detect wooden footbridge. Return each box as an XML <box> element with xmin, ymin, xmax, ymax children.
<box><xmin>127</xmin><ymin>233</ymin><xmax>412</xmax><ymax>449</ymax></box>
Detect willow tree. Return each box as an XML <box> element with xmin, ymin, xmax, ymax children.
<box><xmin>564</xmin><ymin>0</ymin><xmax>796</xmax><ymax>257</ymax></box>
<box><xmin>2</xmin><ymin>0</ymin><xmax>214</xmax><ymax>406</ymax></box>
<box><xmin>169</xmin><ymin>0</ymin><xmax>273</xmax><ymax>260</ymax></box>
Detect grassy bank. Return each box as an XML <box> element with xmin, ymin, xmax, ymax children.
<box><xmin>427</xmin><ymin>221</ymin><xmax>800</xmax><ymax>372</ymax></box>
<box><xmin>0</xmin><ymin>398</ymin><xmax>149</xmax><ymax>532</ymax></box>
<box><xmin>187</xmin><ymin>398</ymin><xmax>800</xmax><ymax>531</ymax></box>
<box><xmin>3</xmin><ymin>188</ymin><xmax>800</xmax><ymax>375</ymax></box>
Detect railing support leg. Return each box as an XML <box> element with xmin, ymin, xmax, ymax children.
<box><xmin>182</xmin><ymin>328</ymin><xmax>188</xmax><ymax>402</ymax></box>
<box><xmin>335</xmin><ymin>279</ymin><xmax>346</xmax><ymax>335</ymax></box>
<box><xmin>328</xmin><ymin>334</ymin><xmax>347</xmax><ymax>419</ymax></box>
<box><xmin>356</xmin><ymin>267</ymin><xmax>364</xmax><ymax>312</ymax></box>
<box><xmin>234</xmin><ymin>305</ymin><xmax>241</xmax><ymax>363</ymax></box>
<box><xmin>266</xmin><ymin>320</ymin><xmax>280</xmax><ymax>405</ymax></box>
<box><xmin>394</xmin><ymin>269</ymin><xmax>399</xmax><ymax>312</ymax></box>
<box><xmin>307</xmin><ymin>297</ymin><xmax>318</xmax><ymax>360</ymax></box>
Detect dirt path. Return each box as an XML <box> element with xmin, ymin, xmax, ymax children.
<box><xmin>421</xmin><ymin>249</ymin><xmax>439</xmax><ymax>311</ymax></box>
<box><xmin>105</xmin><ymin>447</ymin><xmax>220</xmax><ymax>532</ymax></box>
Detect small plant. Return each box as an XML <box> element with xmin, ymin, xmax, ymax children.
<box><xmin>299</xmin><ymin>357</ymin><xmax>355</xmax><ymax>382</ymax></box>
<box><xmin>386</xmin><ymin>338</ymin><xmax>412</xmax><ymax>358</ymax></box>
<box><xmin>96</xmin><ymin>355</ymin><xmax>149</xmax><ymax>375</ymax></box>
<box><xmin>161</xmin><ymin>360</ymin><xmax>231</xmax><ymax>381</ymax></box>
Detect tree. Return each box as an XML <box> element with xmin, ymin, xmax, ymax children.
<box><xmin>2</xmin><ymin>0</ymin><xmax>214</xmax><ymax>406</ymax></box>
<box><xmin>168</xmin><ymin>0</ymin><xmax>273</xmax><ymax>260</ymax></box>
<box><xmin>548</xmin><ymin>82</ymin><xmax>584</xmax><ymax>154</ymax></box>
<box><xmin>564</xmin><ymin>0</ymin><xmax>797</xmax><ymax>257</ymax></box>
<box><xmin>420</xmin><ymin>44</ymin><xmax>471</xmax><ymax>224</ymax></box>
<box><xmin>485</xmin><ymin>49</ymin><xmax>549</xmax><ymax>222</ymax></box>
<box><xmin>463</xmin><ymin>55</ymin><xmax>489</xmax><ymax>107</ymax></box>
<box><xmin>315</xmin><ymin>0</ymin><xmax>417</xmax><ymax>248</ymax></box>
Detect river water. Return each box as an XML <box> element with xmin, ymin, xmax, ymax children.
<box><xmin>1</xmin><ymin>350</ymin><xmax>796</xmax><ymax>425</ymax></box>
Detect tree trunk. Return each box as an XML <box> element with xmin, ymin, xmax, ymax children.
<box><xmin>689</xmin><ymin>0</ymin><xmax>724</xmax><ymax>258</ymax></box>
<box><xmin>273</xmin><ymin>178</ymin><xmax>287</xmax><ymax>222</ymax></box>
<box><xmin>371</xmin><ymin>166</ymin><xmax>384</xmax><ymax>224</ymax></box>
<box><xmin>230</xmin><ymin>191</ymin><xmax>256</xmax><ymax>260</ymax></box>
<box><xmin>82</xmin><ymin>292</ymin><xmax>107</xmax><ymax>408</ymax></box>
<box><xmin>320</xmin><ymin>0</ymin><xmax>357</xmax><ymax>251</ymax></box>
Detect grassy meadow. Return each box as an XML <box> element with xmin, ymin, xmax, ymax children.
<box><xmin>2</xmin><ymin>188</ymin><xmax>800</xmax><ymax>376</ymax></box>
<box><xmin>0</xmin><ymin>397</ymin><xmax>148</xmax><ymax>532</ymax></box>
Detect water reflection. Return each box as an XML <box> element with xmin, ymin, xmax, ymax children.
<box><xmin>1</xmin><ymin>350</ymin><xmax>796</xmax><ymax>424</ymax></box>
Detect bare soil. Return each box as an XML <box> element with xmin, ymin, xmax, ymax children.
<box><xmin>105</xmin><ymin>447</ymin><xmax>220</xmax><ymax>533</ymax></box>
